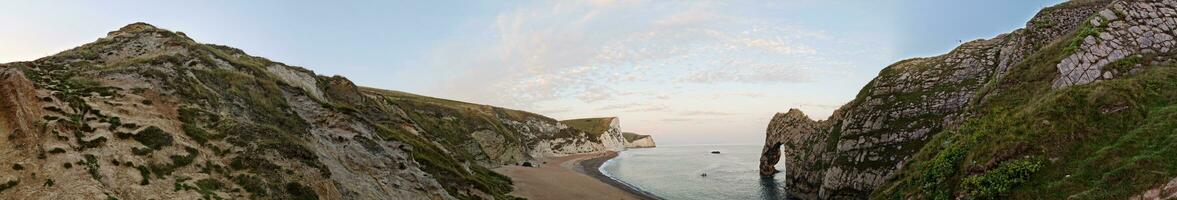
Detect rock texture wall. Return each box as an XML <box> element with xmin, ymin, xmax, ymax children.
<box><xmin>760</xmin><ymin>1</ymin><xmax>1117</xmax><ymax>199</ymax></box>
<box><xmin>1054</xmin><ymin>0</ymin><xmax>1177</xmax><ymax>88</ymax></box>
<box><xmin>626</xmin><ymin>137</ymin><xmax>656</xmax><ymax>148</ymax></box>
<box><xmin>601</xmin><ymin>118</ymin><xmax>627</xmax><ymax>151</ymax></box>
<box><xmin>561</xmin><ymin>117</ymin><xmax>628</xmax><ymax>152</ymax></box>
<box><xmin>622</xmin><ymin>132</ymin><xmax>656</xmax><ymax>148</ymax></box>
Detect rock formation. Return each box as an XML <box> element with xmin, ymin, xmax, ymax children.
<box><xmin>560</xmin><ymin>117</ymin><xmax>628</xmax><ymax>151</ymax></box>
<box><xmin>763</xmin><ymin>0</ymin><xmax>1177</xmax><ymax>199</ymax></box>
<box><xmin>622</xmin><ymin>132</ymin><xmax>656</xmax><ymax>148</ymax></box>
<box><xmin>0</xmin><ymin>23</ymin><xmax>618</xmax><ymax>199</ymax></box>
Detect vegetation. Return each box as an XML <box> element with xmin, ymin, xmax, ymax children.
<box><xmin>133</xmin><ymin>126</ymin><xmax>174</xmax><ymax>150</ymax></box>
<box><xmin>874</xmin><ymin>14</ymin><xmax>1177</xmax><ymax>198</ymax></box>
<box><xmin>0</xmin><ymin>180</ymin><xmax>18</xmax><ymax>193</ymax></box>
<box><xmin>962</xmin><ymin>158</ymin><xmax>1044</xmax><ymax>199</ymax></box>
<box><xmin>81</xmin><ymin>154</ymin><xmax>102</xmax><ymax>181</ymax></box>
<box><xmin>1</xmin><ymin>23</ymin><xmax>535</xmax><ymax>199</ymax></box>
<box><xmin>622</xmin><ymin>132</ymin><xmax>649</xmax><ymax>142</ymax></box>
<box><xmin>561</xmin><ymin>118</ymin><xmax>613</xmax><ymax>138</ymax></box>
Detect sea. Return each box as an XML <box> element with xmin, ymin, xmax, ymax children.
<box><xmin>600</xmin><ymin>144</ymin><xmax>790</xmax><ymax>200</ymax></box>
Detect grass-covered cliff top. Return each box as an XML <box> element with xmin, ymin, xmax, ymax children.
<box><xmin>361</xmin><ymin>87</ymin><xmax>554</xmax><ymax>123</ymax></box>
<box><xmin>561</xmin><ymin>117</ymin><xmax>616</xmax><ymax>136</ymax></box>
<box><xmin>622</xmin><ymin>132</ymin><xmax>650</xmax><ymax>142</ymax></box>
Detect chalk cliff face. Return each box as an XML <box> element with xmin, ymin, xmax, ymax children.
<box><xmin>561</xmin><ymin>117</ymin><xmax>628</xmax><ymax>151</ymax></box>
<box><xmin>622</xmin><ymin>132</ymin><xmax>656</xmax><ymax>148</ymax></box>
<box><xmin>368</xmin><ymin>89</ymin><xmax>614</xmax><ymax>166</ymax></box>
<box><xmin>763</xmin><ymin>0</ymin><xmax>1177</xmax><ymax>199</ymax></box>
<box><xmin>0</xmin><ymin>23</ymin><xmax>616</xmax><ymax>200</ymax></box>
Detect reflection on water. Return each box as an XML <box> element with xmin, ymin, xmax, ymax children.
<box><xmin>601</xmin><ymin>145</ymin><xmax>791</xmax><ymax>200</ymax></box>
<box><xmin>759</xmin><ymin>176</ymin><xmax>784</xmax><ymax>200</ymax></box>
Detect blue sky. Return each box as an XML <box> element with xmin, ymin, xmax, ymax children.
<box><xmin>1</xmin><ymin>0</ymin><xmax>1064</xmax><ymax>145</ymax></box>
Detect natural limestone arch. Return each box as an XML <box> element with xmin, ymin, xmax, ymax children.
<box><xmin>760</xmin><ymin>142</ymin><xmax>784</xmax><ymax>176</ymax></box>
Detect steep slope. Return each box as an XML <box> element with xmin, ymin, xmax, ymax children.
<box><xmin>364</xmin><ymin>89</ymin><xmax>612</xmax><ymax>166</ymax></box>
<box><xmin>560</xmin><ymin>117</ymin><xmax>628</xmax><ymax>151</ymax></box>
<box><xmin>759</xmin><ymin>0</ymin><xmax>1177</xmax><ymax>199</ymax></box>
<box><xmin>0</xmin><ymin>23</ymin><xmax>610</xmax><ymax>200</ymax></box>
<box><xmin>622</xmin><ymin>132</ymin><xmax>656</xmax><ymax>148</ymax></box>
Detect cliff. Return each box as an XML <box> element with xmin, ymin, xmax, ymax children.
<box><xmin>763</xmin><ymin>0</ymin><xmax>1177</xmax><ymax>199</ymax></box>
<box><xmin>364</xmin><ymin>89</ymin><xmax>611</xmax><ymax>165</ymax></box>
<box><xmin>0</xmin><ymin>23</ymin><xmax>614</xmax><ymax>199</ymax></box>
<box><xmin>622</xmin><ymin>132</ymin><xmax>656</xmax><ymax>148</ymax></box>
<box><xmin>560</xmin><ymin>117</ymin><xmax>628</xmax><ymax>151</ymax></box>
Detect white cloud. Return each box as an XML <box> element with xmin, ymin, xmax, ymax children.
<box><xmin>427</xmin><ymin>0</ymin><xmax>847</xmax><ymax>109</ymax></box>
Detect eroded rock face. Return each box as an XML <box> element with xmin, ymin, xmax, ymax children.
<box><xmin>625</xmin><ymin>136</ymin><xmax>656</xmax><ymax>148</ymax></box>
<box><xmin>760</xmin><ymin>1</ymin><xmax>1116</xmax><ymax>198</ymax></box>
<box><xmin>600</xmin><ymin>117</ymin><xmax>627</xmax><ymax>151</ymax></box>
<box><xmin>1054</xmin><ymin>0</ymin><xmax>1177</xmax><ymax>88</ymax></box>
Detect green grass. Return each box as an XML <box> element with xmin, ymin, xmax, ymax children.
<box><xmin>370</xmin><ymin>123</ymin><xmax>515</xmax><ymax>200</ymax></box>
<box><xmin>874</xmin><ymin>14</ymin><xmax>1177</xmax><ymax>198</ymax></box>
<box><xmin>561</xmin><ymin>118</ymin><xmax>613</xmax><ymax>139</ymax></box>
<box><xmin>962</xmin><ymin>158</ymin><xmax>1044</xmax><ymax>199</ymax></box>
<box><xmin>622</xmin><ymin>132</ymin><xmax>648</xmax><ymax>142</ymax></box>
<box><xmin>195</xmin><ymin>178</ymin><xmax>225</xmax><ymax>194</ymax></box>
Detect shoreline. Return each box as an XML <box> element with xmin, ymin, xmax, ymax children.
<box><xmin>493</xmin><ymin>151</ymin><xmax>657</xmax><ymax>200</ymax></box>
<box><xmin>578</xmin><ymin>151</ymin><xmax>662</xmax><ymax>200</ymax></box>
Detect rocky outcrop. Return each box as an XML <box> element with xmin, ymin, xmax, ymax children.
<box><xmin>1054</xmin><ymin>0</ymin><xmax>1177</xmax><ymax>88</ymax></box>
<box><xmin>760</xmin><ymin>1</ymin><xmax>1119</xmax><ymax>199</ymax></box>
<box><xmin>622</xmin><ymin>132</ymin><xmax>656</xmax><ymax>148</ymax></box>
<box><xmin>0</xmin><ymin>22</ymin><xmax>616</xmax><ymax>199</ymax></box>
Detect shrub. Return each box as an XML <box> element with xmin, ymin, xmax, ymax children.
<box><xmin>0</xmin><ymin>180</ymin><xmax>18</xmax><ymax>192</ymax></box>
<box><xmin>962</xmin><ymin>158</ymin><xmax>1044</xmax><ymax>199</ymax></box>
<box><xmin>136</xmin><ymin>165</ymin><xmax>151</xmax><ymax>185</ymax></box>
<box><xmin>232</xmin><ymin>175</ymin><xmax>267</xmax><ymax>196</ymax></box>
<box><xmin>285</xmin><ymin>182</ymin><xmax>319</xmax><ymax>200</ymax></box>
<box><xmin>133</xmin><ymin>126</ymin><xmax>173</xmax><ymax>150</ymax></box>
<box><xmin>196</xmin><ymin>178</ymin><xmax>224</xmax><ymax>191</ymax></box>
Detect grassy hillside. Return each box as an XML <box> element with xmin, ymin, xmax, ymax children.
<box><xmin>622</xmin><ymin>132</ymin><xmax>648</xmax><ymax>142</ymax></box>
<box><xmin>873</xmin><ymin>13</ymin><xmax>1177</xmax><ymax>199</ymax></box>
<box><xmin>0</xmin><ymin>23</ymin><xmax>526</xmax><ymax>200</ymax></box>
<box><xmin>561</xmin><ymin>117</ymin><xmax>614</xmax><ymax>137</ymax></box>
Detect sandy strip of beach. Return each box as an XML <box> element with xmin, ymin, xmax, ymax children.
<box><xmin>493</xmin><ymin>151</ymin><xmax>659</xmax><ymax>200</ymax></box>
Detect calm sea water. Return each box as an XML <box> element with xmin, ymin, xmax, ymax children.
<box><xmin>601</xmin><ymin>144</ymin><xmax>790</xmax><ymax>200</ymax></box>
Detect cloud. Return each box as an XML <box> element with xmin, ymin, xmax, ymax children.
<box><xmin>427</xmin><ymin>0</ymin><xmax>847</xmax><ymax>109</ymax></box>
<box><xmin>678</xmin><ymin>60</ymin><xmax>815</xmax><ymax>84</ymax></box>
<box><xmin>597</xmin><ymin>103</ymin><xmax>642</xmax><ymax>110</ymax></box>
<box><xmin>709</xmin><ymin>92</ymin><xmax>767</xmax><ymax>99</ymax></box>
<box><xmin>680</xmin><ymin>111</ymin><xmax>739</xmax><ymax>116</ymax></box>
<box><xmin>661</xmin><ymin>118</ymin><xmax>697</xmax><ymax>122</ymax></box>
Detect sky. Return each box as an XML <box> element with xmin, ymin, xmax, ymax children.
<box><xmin>1</xmin><ymin>0</ymin><xmax>1064</xmax><ymax>145</ymax></box>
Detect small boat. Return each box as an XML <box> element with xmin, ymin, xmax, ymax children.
<box><xmin>700</xmin><ymin>173</ymin><xmax>708</xmax><ymax>177</ymax></box>
<box><xmin>710</xmin><ymin>150</ymin><xmax>721</xmax><ymax>154</ymax></box>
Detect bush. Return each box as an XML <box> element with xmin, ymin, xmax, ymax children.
<box><xmin>0</xmin><ymin>180</ymin><xmax>18</xmax><ymax>192</ymax></box>
<box><xmin>196</xmin><ymin>178</ymin><xmax>224</xmax><ymax>191</ymax></box>
<box><xmin>136</xmin><ymin>165</ymin><xmax>151</xmax><ymax>185</ymax></box>
<box><xmin>962</xmin><ymin>159</ymin><xmax>1044</xmax><ymax>199</ymax></box>
<box><xmin>285</xmin><ymin>182</ymin><xmax>319</xmax><ymax>200</ymax></box>
<box><xmin>134</xmin><ymin>126</ymin><xmax>173</xmax><ymax>150</ymax></box>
